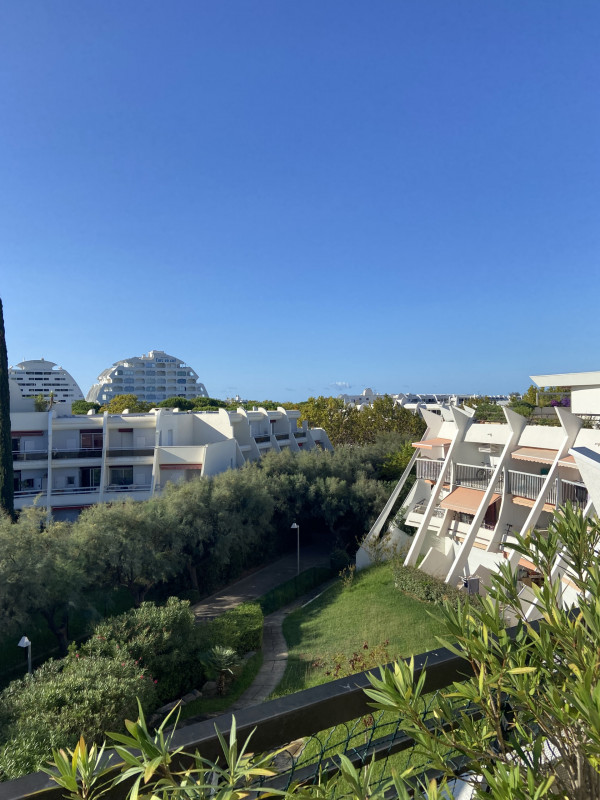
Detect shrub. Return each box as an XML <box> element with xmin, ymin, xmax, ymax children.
<box><xmin>81</xmin><ymin>597</ymin><xmax>201</xmax><ymax>702</ymax></box>
<box><xmin>0</xmin><ymin>654</ymin><xmax>156</xmax><ymax>780</ymax></box>
<box><xmin>197</xmin><ymin>603</ymin><xmax>263</xmax><ymax>654</ymax></box>
<box><xmin>391</xmin><ymin>560</ymin><xmax>472</xmax><ymax>609</ymax></box>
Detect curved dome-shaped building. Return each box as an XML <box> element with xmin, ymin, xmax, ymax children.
<box><xmin>87</xmin><ymin>350</ymin><xmax>209</xmax><ymax>405</ymax></box>
<box><xmin>9</xmin><ymin>359</ymin><xmax>84</xmax><ymax>405</ymax></box>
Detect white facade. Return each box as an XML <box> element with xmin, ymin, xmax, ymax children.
<box><xmin>9</xmin><ymin>359</ymin><xmax>84</xmax><ymax>405</ymax></box>
<box><xmin>10</xmin><ymin>398</ymin><xmax>332</xmax><ymax>520</ymax></box>
<box><xmin>358</xmin><ymin>370</ymin><xmax>600</xmax><ymax>616</ymax></box>
<box><xmin>87</xmin><ymin>350</ymin><xmax>209</xmax><ymax>405</ymax></box>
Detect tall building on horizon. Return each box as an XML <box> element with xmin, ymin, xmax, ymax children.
<box><xmin>86</xmin><ymin>349</ymin><xmax>209</xmax><ymax>405</ymax></box>
<box><xmin>9</xmin><ymin>358</ymin><xmax>85</xmax><ymax>405</ymax></box>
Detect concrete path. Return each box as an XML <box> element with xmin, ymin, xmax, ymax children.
<box><xmin>191</xmin><ymin>545</ymin><xmax>330</xmax><ymax>620</ymax></box>
<box><xmin>229</xmin><ymin>578</ymin><xmax>337</xmax><ymax>710</ymax></box>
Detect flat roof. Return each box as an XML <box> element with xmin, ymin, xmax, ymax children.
<box><xmin>530</xmin><ymin>371</ymin><xmax>600</xmax><ymax>388</ymax></box>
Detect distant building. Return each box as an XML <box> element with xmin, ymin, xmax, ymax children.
<box><xmin>87</xmin><ymin>350</ymin><xmax>209</xmax><ymax>405</ymax></box>
<box><xmin>9</xmin><ymin>359</ymin><xmax>84</xmax><ymax>405</ymax></box>
<box><xmin>338</xmin><ymin>388</ymin><xmax>512</xmax><ymax>415</ymax></box>
<box><xmin>9</xmin><ymin>388</ymin><xmax>332</xmax><ymax>520</ymax></box>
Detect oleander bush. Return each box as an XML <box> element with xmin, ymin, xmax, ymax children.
<box><xmin>80</xmin><ymin>597</ymin><xmax>202</xmax><ymax>702</ymax></box>
<box><xmin>0</xmin><ymin>653</ymin><xmax>157</xmax><ymax>781</ymax></box>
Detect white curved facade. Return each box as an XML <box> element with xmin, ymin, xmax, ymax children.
<box><xmin>9</xmin><ymin>359</ymin><xmax>84</xmax><ymax>405</ymax></box>
<box><xmin>87</xmin><ymin>350</ymin><xmax>209</xmax><ymax>405</ymax></box>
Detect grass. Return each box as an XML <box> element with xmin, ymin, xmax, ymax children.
<box><xmin>179</xmin><ymin>651</ymin><xmax>264</xmax><ymax>720</ymax></box>
<box><xmin>268</xmin><ymin>563</ymin><xmax>455</xmax><ymax>787</ymax></box>
<box><xmin>273</xmin><ymin>561</ymin><xmax>449</xmax><ymax>696</ymax></box>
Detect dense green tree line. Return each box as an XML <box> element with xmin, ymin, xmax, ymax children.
<box><xmin>0</xmin><ymin>437</ymin><xmax>408</xmax><ymax>658</ymax></box>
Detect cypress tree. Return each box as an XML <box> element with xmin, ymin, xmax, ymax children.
<box><xmin>0</xmin><ymin>297</ymin><xmax>14</xmax><ymax>517</ymax></box>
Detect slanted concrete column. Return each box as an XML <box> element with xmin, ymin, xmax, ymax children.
<box><xmin>445</xmin><ymin>408</ymin><xmax>526</xmax><ymax>586</ymax></box>
<box><xmin>358</xmin><ymin>409</ymin><xmax>441</xmax><ymax>566</ymax></box>
<box><xmin>404</xmin><ymin>406</ymin><xmax>473</xmax><ymax>567</ymax></box>
<box><xmin>99</xmin><ymin>411</ymin><xmax>108</xmax><ymax>502</ymax></box>
<box><xmin>508</xmin><ymin>408</ymin><xmax>581</xmax><ymax>569</ymax></box>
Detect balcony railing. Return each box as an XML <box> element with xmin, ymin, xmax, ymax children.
<box><xmin>106</xmin><ymin>447</ymin><xmax>154</xmax><ymax>457</ymax></box>
<box><xmin>275</xmin><ymin>433</ymin><xmax>290</xmax><ymax>441</ymax></box>
<box><xmin>52</xmin><ymin>486</ymin><xmax>100</xmax><ymax>495</ymax></box>
<box><xmin>0</xmin><ymin>637</ymin><xmax>476</xmax><ymax>800</ymax></box>
<box><xmin>105</xmin><ymin>484</ymin><xmax>152</xmax><ymax>493</ymax></box>
<box><xmin>12</xmin><ymin>450</ymin><xmax>48</xmax><ymax>461</ymax></box>
<box><xmin>254</xmin><ymin>434</ymin><xmax>271</xmax><ymax>444</ymax></box>
<box><xmin>455</xmin><ymin>463</ymin><xmax>503</xmax><ymax>493</ymax></box>
<box><xmin>561</xmin><ymin>479</ymin><xmax>588</xmax><ymax>510</ymax></box>
<box><xmin>293</xmin><ymin>431</ymin><xmax>306</xmax><ymax>439</ymax></box>
<box><xmin>415</xmin><ymin>457</ymin><xmax>444</xmax><ymax>482</ymax></box>
<box><xmin>52</xmin><ymin>448</ymin><xmax>103</xmax><ymax>460</ymax></box>
<box><xmin>14</xmin><ymin>487</ymin><xmax>45</xmax><ymax>497</ymax></box>
<box><xmin>507</xmin><ymin>469</ymin><xmax>557</xmax><ymax>505</ymax></box>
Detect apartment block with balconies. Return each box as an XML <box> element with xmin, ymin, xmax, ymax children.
<box><xmin>10</xmin><ymin>398</ymin><xmax>333</xmax><ymax>520</ymax></box>
<box><xmin>359</xmin><ymin>370</ymin><xmax>600</xmax><ymax>616</ymax></box>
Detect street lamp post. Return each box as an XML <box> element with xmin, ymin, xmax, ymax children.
<box><xmin>291</xmin><ymin>522</ymin><xmax>300</xmax><ymax>576</ymax></box>
<box><xmin>18</xmin><ymin>635</ymin><xmax>32</xmax><ymax>676</ymax></box>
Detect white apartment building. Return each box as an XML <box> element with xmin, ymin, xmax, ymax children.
<box><xmin>339</xmin><ymin>388</ymin><xmax>511</xmax><ymax>414</ymax></box>
<box><xmin>358</xmin><ymin>370</ymin><xmax>600</xmax><ymax>616</ymax></box>
<box><xmin>10</xmin><ymin>393</ymin><xmax>332</xmax><ymax>520</ymax></box>
<box><xmin>86</xmin><ymin>350</ymin><xmax>209</xmax><ymax>405</ymax></box>
<box><xmin>9</xmin><ymin>359</ymin><xmax>84</xmax><ymax>405</ymax></box>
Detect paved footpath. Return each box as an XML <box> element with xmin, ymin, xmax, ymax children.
<box><xmin>191</xmin><ymin>545</ymin><xmax>331</xmax><ymax>620</ymax></box>
<box><xmin>190</xmin><ymin>546</ymin><xmax>336</xmax><ymax>711</ymax></box>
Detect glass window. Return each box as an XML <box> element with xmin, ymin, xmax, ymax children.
<box><xmin>80</xmin><ymin>432</ymin><xmax>103</xmax><ymax>449</ymax></box>
<box><xmin>110</xmin><ymin>467</ymin><xmax>133</xmax><ymax>486</ymax></box>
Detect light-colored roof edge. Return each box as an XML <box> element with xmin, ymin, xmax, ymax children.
<box><xmin>530</xmin><ymin>371</ymin><xmax>600</xmax><ymax>388</ymax></box>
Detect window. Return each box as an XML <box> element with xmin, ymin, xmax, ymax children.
<box><xmin>81</xmin><ymin>467</ymin><xmax>101</xmax><ymax>488</ymax></box>
<box><xmin>110</xmin><ymin>467</ymin><xmax>133</xmax><ymax>486</ymax></box>
<box><xmin>80</xmin><ymin>432</ymin><xmax>103</xmax><ymax>449</ymax></box>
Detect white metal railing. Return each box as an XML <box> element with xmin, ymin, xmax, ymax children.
<box><xmin>14</xmin><ymin>488</ymin><xmax>44</xmax><ymax>497</ymax></box>
<box><xmin>13</xmin><ymin>450</ymin><xmax>48</xmax><ymax>462</ymax></box>
<box><xmin>455</xmin><ymin>463</ymin><xmax>503</xmax><ymax>492</ymax></box>
<box><xmin>415</xmin><ymin>458</ymin><xmax>444</xmax><ymax>482</ymax></box>
<box><xmin>508</xmin><ymin>469</ymin><xmax>557</xmax><ymax>505</ymax></box>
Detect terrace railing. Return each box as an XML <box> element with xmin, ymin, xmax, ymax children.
<box><xmin>561</xmin><ymin>479</ymin><xmax>588</xmax><ymax>510</ymax></box>
<box><xmin>454</xmin><ymin>463</ymin><xmax>503</xmax><ymax>493</ymax></box>
<box><xmin>0</xmin><ymin>642</ymin><xmax>476</xmax><ymax>800</ymax></box>
<box><xmin>415</xmin><ymin>458</ymin><xmax>444</xmax><ymax>483</ymax></box>
<box><xmin>507</xmin><ymin>470</ymin><xmax>557</xmax><ymax>505</ymax></box>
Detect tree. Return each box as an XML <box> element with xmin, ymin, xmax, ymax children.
<box><xmin>71</xmin><ymin>400</ymin><xmax>101</xmax><ymax>415</ymax></box>
<box><xmin>193</xmin><ymin>396</ymin><xmax>227</xmax><ymax>410</ymax></box>
<box><xmin>75</xmin><ymin>497</ymin><xmax>183</xmax><ymax>605</ymax></box>
<box><xmin>99</xmin><ymin>394</ymin><xmax>152</xmax><ymax>414</ymax></box>
<box><xmin>0</xmin><ymin>298</ymin><xmax>13</xmax><ymax>518</ymax></box>
<box><xmin>365</xmin><ymin>504</ymin><xmax>600</xmax><ymax>799</ymax></box>
<box><xmin>157</xmin><ymin>396</ymin><xmax>196</xmax><ymax>410</ymax></box>
<box><xmin>0</xmin><ymin>507</ymin><xmax>88</xmax><ymax>654</ymax></box>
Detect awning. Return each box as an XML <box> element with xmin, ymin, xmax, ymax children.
<box><xmin>412</xmin><ymin>438</ymin><xmax>452</xmax><ymax>449</ymax></box>
<box><xmin>512</xmin><ymin>447</ymin><xmax>557</xmax><ymax>465</ymax></box>
<box><xmin>440</xmin><ymin>487</ymin><xmax>501</xmax><ymax>515</ymax></box>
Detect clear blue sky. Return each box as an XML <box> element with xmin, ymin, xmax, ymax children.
<box><xmin>1</xmin><ymin>2</ymin><xmax>598</xmax><ymax>401</ymax></box>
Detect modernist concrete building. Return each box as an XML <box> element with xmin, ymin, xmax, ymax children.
<box><xmin>87</xmin><ymin>350</ymin><xmax>208</xmax><ymax>405</ymax></box>
<box><xmin>9</xmin><ymin>359</ymin><xmax>85</xmax><ymax>405</ymax></box>
<box><xmin>358</xmin><ymin>370</ymin><xmax>600</xmax><ymax>616</ymax></box>
<box><xmin>339</xmin><ymin>388</ymin><xmax>511</xmax><ymax>414</ymax></box>
<box><xmin>10</xmin><ymin>392</ymin><xmax>332</xmax><ymax>520</ymax></box>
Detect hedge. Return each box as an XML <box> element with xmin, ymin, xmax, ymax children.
<box><xmin>197</xmin><ymin>603</ymin><xmax>263</xmax><ymax>654</ymax></box>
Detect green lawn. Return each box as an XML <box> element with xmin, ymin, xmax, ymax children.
<box><xmin>273</xmin><ymin>562</ymin><xmax>449</xmax><ymax>696</ymax></box>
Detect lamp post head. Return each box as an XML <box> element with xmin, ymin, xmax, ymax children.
<box><xmin>18</xmin><ymin>636</ymin><xmax>31</xmax><ymax>648</ymax></box>
<box><xmin>291</xmin><ymin>522</ymin><xmax>299</xmax><ymax>530</ymax></box>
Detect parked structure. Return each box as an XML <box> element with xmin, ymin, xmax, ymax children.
<box><xmin>358</xmin><ymin>370</ymin><xmax>600</xmax><ymax>616</ymax></box>
<box><xmin>86</xmin><ymin>350</ymin><xmax>209</xmax><ymax>405</ymax></box>
<box><xmin>10</xmin><ymin>390</ymin><xmax>332</xmax><ymax>520</ymax></box>
<box><xmin>8</xmin><ymin>359</ymin><xmax>84</xmax><ymax>405</ymax></box>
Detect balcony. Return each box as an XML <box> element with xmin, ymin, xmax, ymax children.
<box><xmin>254</xmin><ymin>434</ymin><xmax>271</xmax><ymax>444</ymax></box>
<box><xmin>507</xmin><ymin>469</ymin><xmax>557</xmax><ymax>505</ymax></box>
<box><xmin>52</xmin><ymin>448</ymin><xmax>103</xmax><ymax>460</ymax></box>
<box><xmin>12</xmin><ymin>450</ymin><xmax>48</xmax><ymax>462</ymax></box>
<box><xmin>105</xmin><ymin>483</ymin><xmax>152</xmax><ymax>493</ymax></box>
<box><xmin>415</xmin><ymin>457</ymin><xmax>444</xmax><ymax>482</ymax></box>
<box><xmin>455</xmin><ymin>463</ymin><xmax>504</xmax><ymax>493</ymax></box>
<box><xmin>51</xmin><ymin>486</ymin><xmax>101</xmax><ymax>496</ymax></box>
<box><xmin>293</xmin><ymin>431</ymin><xmax>306</xmax><ymax>439</ymax></box>
<box><xmin>275</xmin><ymin>433</ymin><xmax>290</xmax><ymax>441</ymax></box>
<box><xmin>106</xmin><ymin>447</ymin><xmax>154</xmax><ymax>458</ymax></box>
<box><xmin>561</xmin><ymin>479</ymin><xmax>588</xmax><ymax>510</ymax></box>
